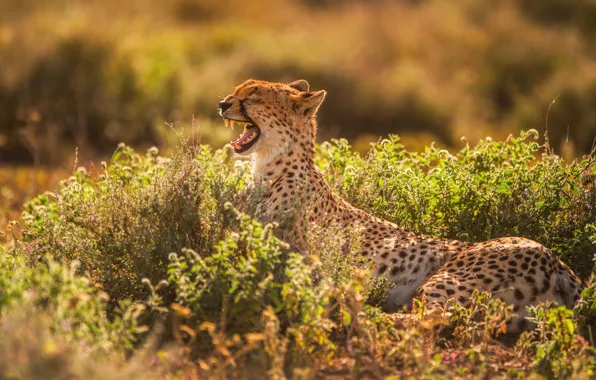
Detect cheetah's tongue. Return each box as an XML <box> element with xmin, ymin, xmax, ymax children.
<box><xmin>231</xmin><ymin>127</ymin><xmax>260</xmax><ymax>150</ymax></box>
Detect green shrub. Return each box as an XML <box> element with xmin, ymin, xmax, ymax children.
<box><xmin>4</xmin><ymin>132</ymin><xmax>596</xmax><ymax>377</ymax></box>
<box><xmin>17</xmin><ymin>144</ymin><xmax>246</xmax><ymax>305</ymax></box>
<box><xmin>168</xmin><ymin>210</ymin><xmax>363</xmax><ymax>370</ymax></box>
<box><xmin>168</xmin><ymin>212</ymin><xmax>289</xmax><ymax>333</ymax></box>
<box><xmin>0</xmin><ymin>253</ymin><xmax>146</xmax><ymax>350</ymax></box>
<box><xmin>448</xmin><ymin>291</ymin><xmax>513</xmax><ymax>348</ymax></box>
<box><xmin>517</xmin><ymin>304</ymin><xmax>596</xmax><ymax>378</ymax></box>
<box><xmin>318</xmin><ymin>130</ymin><xmax>596</xmax><ymax>277</ymax></box>
<box><xmin>0</xmin><ymin>246</ymin><xmax>156</xmax><ymax>379</ymax></box>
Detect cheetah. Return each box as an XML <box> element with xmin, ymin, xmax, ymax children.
<box><xmin>218</xmin><ymin>79</ymin><xmax>583</xmax><ymax>331</ymax></box>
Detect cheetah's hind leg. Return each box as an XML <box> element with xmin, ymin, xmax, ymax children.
<box><xmin>416</xmin><ymin>270</ymin><xmax>523</xmax><ymax>335</ymax></box>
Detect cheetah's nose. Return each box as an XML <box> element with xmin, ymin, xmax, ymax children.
<box><xmin>219</xmin><ymin>101</ymin><xmax>232</xmax><ymax>113</ymax></box>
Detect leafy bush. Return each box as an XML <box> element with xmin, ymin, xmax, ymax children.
<box><xmin>169</xmin><ymin>211</ymin><xmax>385</xmax><ymax>373</ymax></box>
<box><xmin>0</xmin><ymin>246</ymin><xmax>157</xmax><ymax>379</ymax></box>
<box><xmin>318</xmin><ymin>130</ymin><xmax>596</xmax><ymax>277</ymax></box>
<box><xmin>168</xmin><ymin>213</ymin><xmax>289</xmax><ymax>332</ymax></box>
<box><xmin>3</xmin><ymin>132</ymin><xmax>596</xmax><ymax>377</ymax></box>
<box><xmin>17</xmin><ymin>144</ymin><xmax>245</xmax><ymax>305</ymax></box>
<box><xmin>0</xmin><ymin>252</ymin><xmax>147</xmax><ymax>350</ymax></box>
<box><xmin>517</xmin><ymin>304</ymin><xmax>596</xmax><ymax>378</ymax></box>
<box><xmin>448</xmin><ymin>291</ymin><xmax>513</xmax><ymax>347</ymax></box>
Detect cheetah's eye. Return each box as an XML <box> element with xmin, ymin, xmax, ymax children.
<box><xmin>246</xmin><ymin>97</ymin><xmax>263</xmax><ymax>104</ymax></box>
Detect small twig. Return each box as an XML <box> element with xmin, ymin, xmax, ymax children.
<box><xmin>545</xmin><ymin>94</ymin><xmax>560</xmax><ymax>153</ymax></box>
<box><xmin>72</xmin><ymin>147</ymin><xmax>79</xmax><ymax>174</ymax></box>
<box><xmin>564</xmin><ymin>125</ymin><xmax>570</xmax><ymax>160</ymax></box>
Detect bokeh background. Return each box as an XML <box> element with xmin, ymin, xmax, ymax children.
<box><xmin>1</xmin><ymin>0</ymin><xmax>596</xmax><ymax>228</ymax></box>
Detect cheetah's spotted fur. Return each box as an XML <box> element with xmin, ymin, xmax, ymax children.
<box><xmin>219</xmin><ymin>79</ymin><xmax>582</xmax><ymax>331</ymax></box>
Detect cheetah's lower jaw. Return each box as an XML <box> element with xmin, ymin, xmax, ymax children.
<box><xmin>231</xmin><ymin>125</ymin><xmax>261</xmax><ymax>153</ymax></box>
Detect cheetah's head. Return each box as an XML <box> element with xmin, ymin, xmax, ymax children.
<box><xmin>218</xmin><ymin>79</ymin><xmax>326</xmax><ymax>156</ymax></box>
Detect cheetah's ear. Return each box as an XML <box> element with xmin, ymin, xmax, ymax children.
<box><xmin>298</xmin><ymin>90</ymin><xmax>326</xmax><ymax>118</ymax></box>
<box><xmin>289</xmin><ymin>80</ymin><xmax>310</xmax><ymax>92</ymax></box>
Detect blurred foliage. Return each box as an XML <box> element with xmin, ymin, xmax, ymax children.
<box><xmin>1</xmin><ymin>0</ymin><xmax>596</xmax><ymax>165</ymax></box>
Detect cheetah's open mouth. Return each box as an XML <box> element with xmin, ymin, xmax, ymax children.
<box><xmin>224</xmin><ymin>118</ymin><xmax>261</xmax><ymax>153</ymax></box>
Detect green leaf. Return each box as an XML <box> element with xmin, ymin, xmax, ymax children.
<box><xmin>497</xmin><ymin>182</ymin><xmax>511</xmax><ymax>194</ymax></box>
<box><xmin>342</xmin><ymin>310</ymin><xmax>351</xmax><ymax>326</ymax></box>
<box><xmin>564</xmin><ymin>319</ymin><xmax>575</xmax><ymax>335</ymax></box>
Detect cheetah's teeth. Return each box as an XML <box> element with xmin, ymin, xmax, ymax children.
<box><xmin>224</xmin><ymin>119</ymin><xmax>229</xmax><ymax>128</ymax></box>
<box><xmin>230</xmin><ymin>120</ymin><xmax>235</xmax><ymax>129</ymax></box>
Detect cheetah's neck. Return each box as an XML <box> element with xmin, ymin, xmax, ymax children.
<box><xmin>252</xmin><ymin>118</ymin><xmax>317</xmax><ymax>185</ymax></box>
